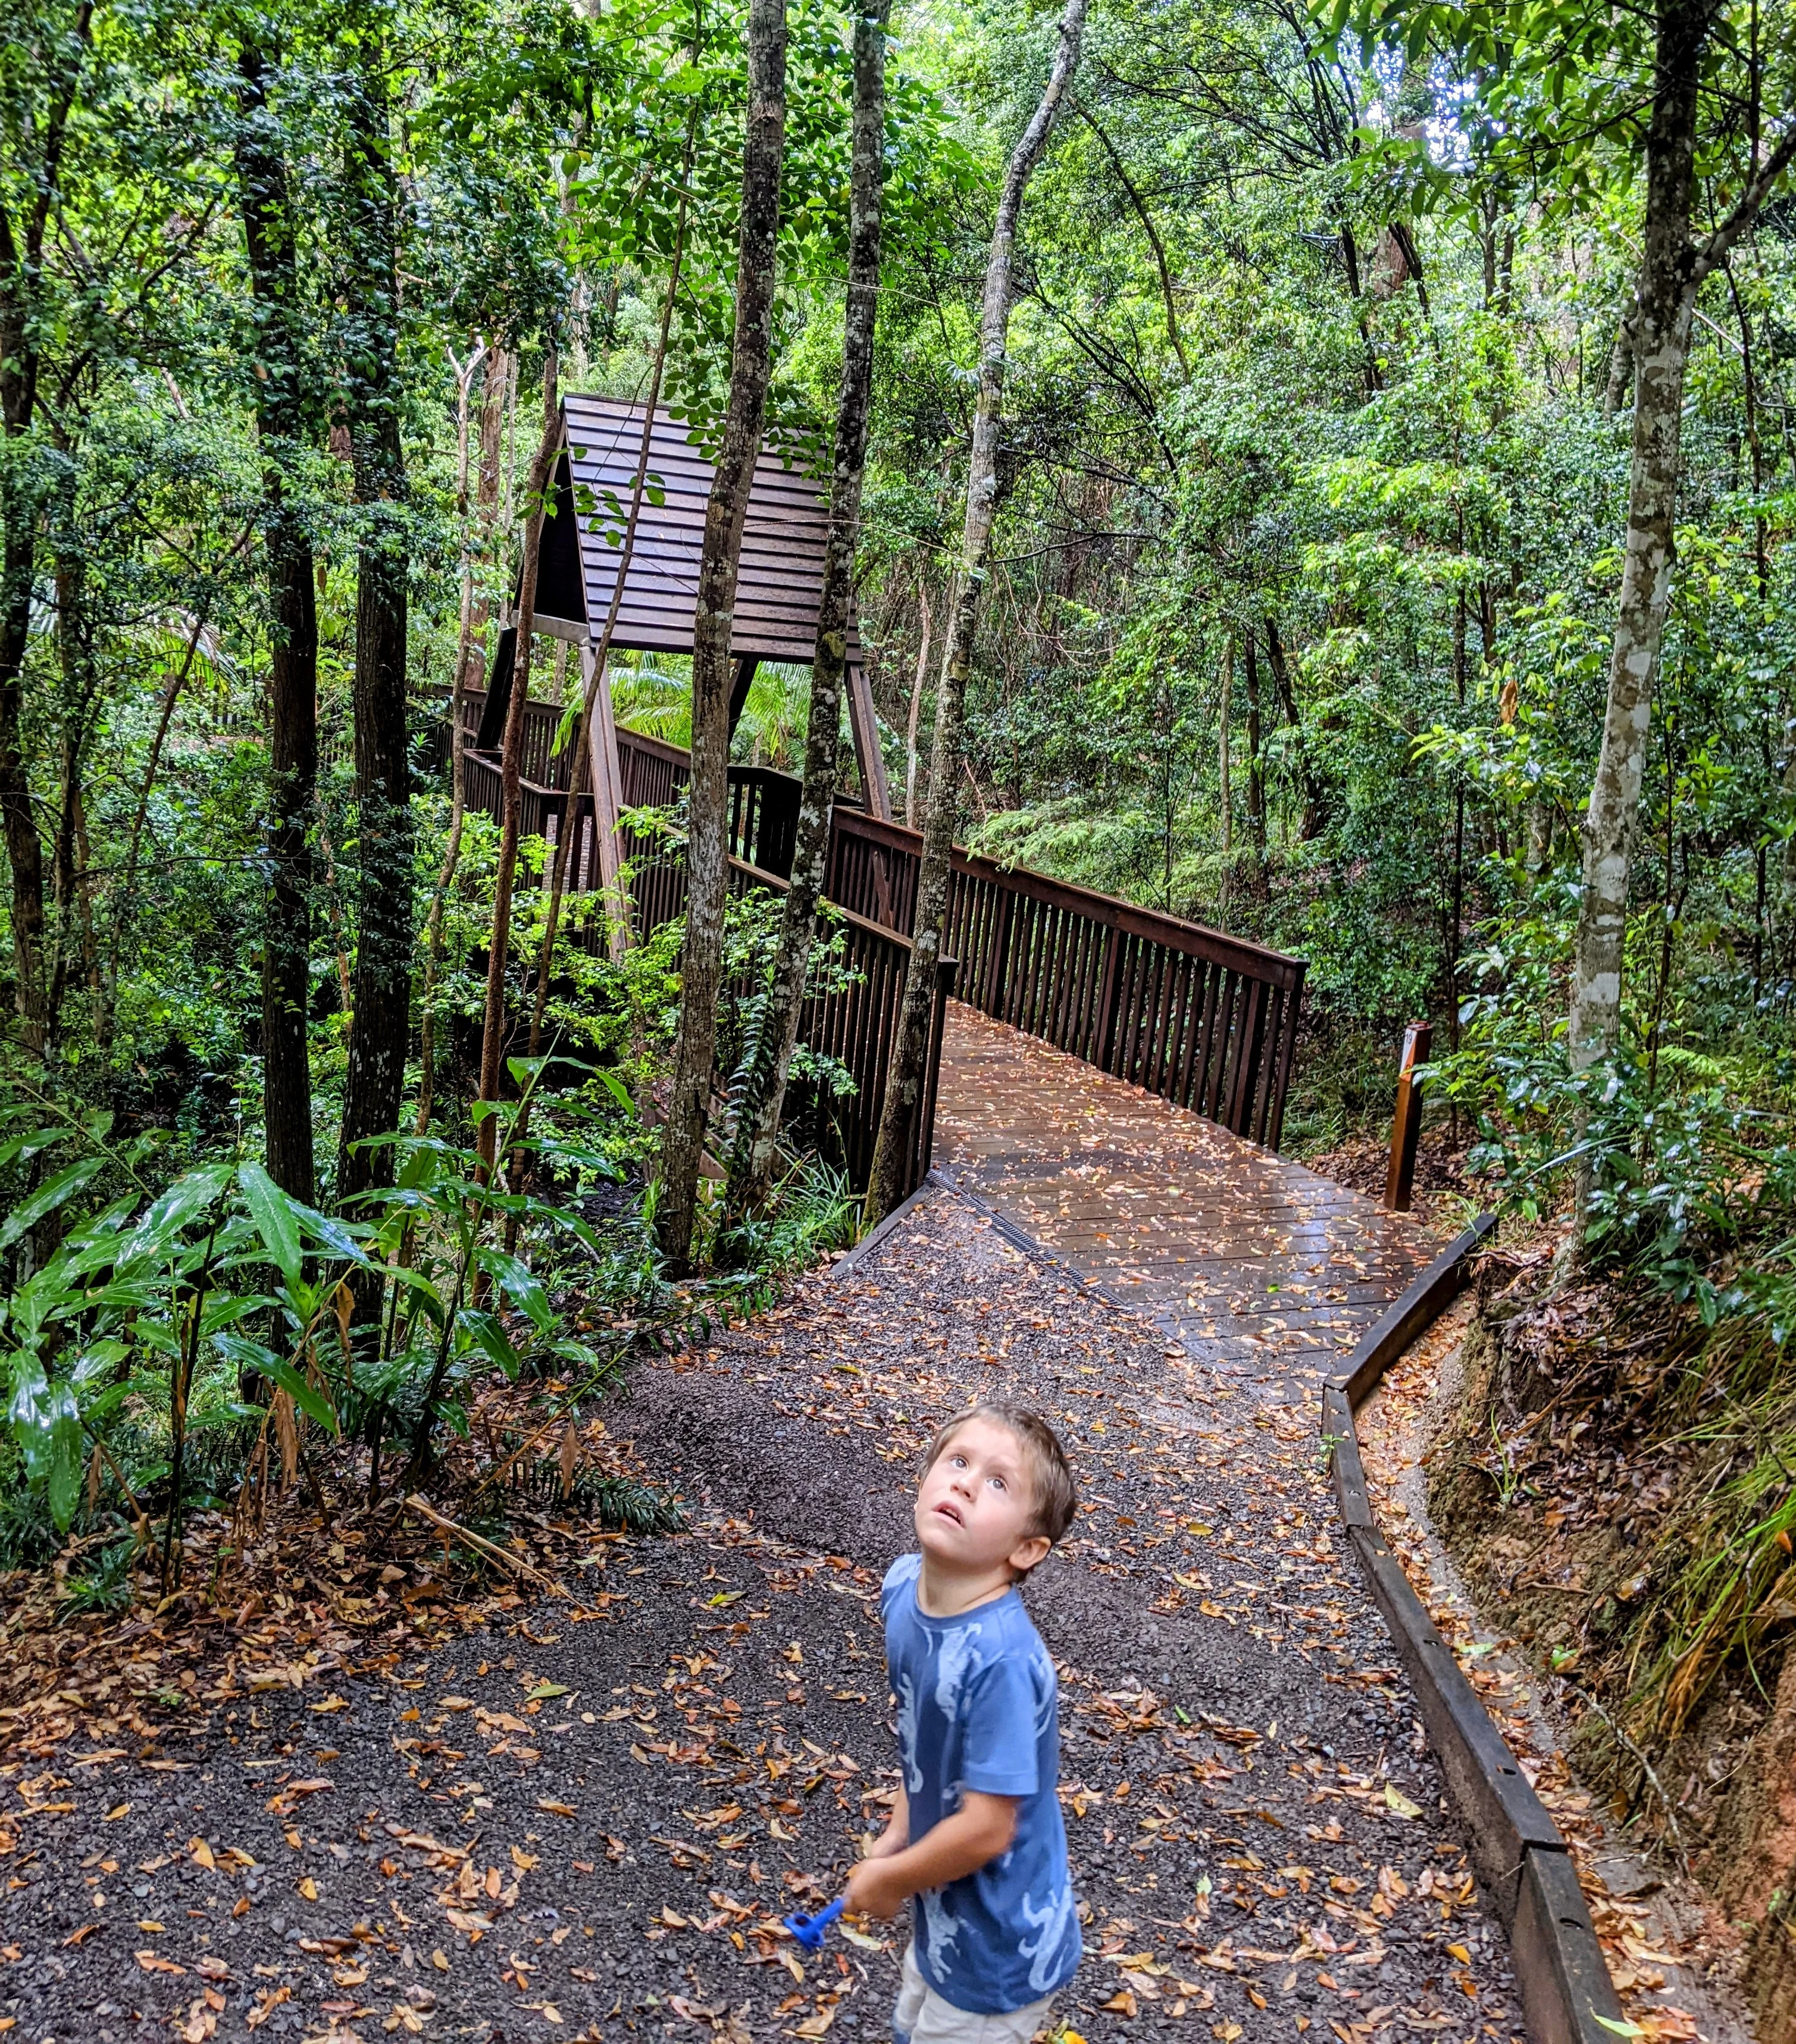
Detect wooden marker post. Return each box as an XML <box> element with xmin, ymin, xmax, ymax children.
<box><xmin>1384</xmin><ymin>1020</ymin><xmax>1432</xmax><ymax>1212</ymax></box>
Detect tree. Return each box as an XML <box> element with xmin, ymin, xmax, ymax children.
<box><xmin>475</xmin><ymin>350</ymin><xmax>561</xmax><ymax>1179</ymax></box>
<box><xmin>725</xmin><ymin>0</ymin><xmax>891</xmax><ymax>1220</ymax></box>
<box><xmin>1561</xmin><ymin>4</ymin><xmax>1795</xmax><ymax>1090</ymax></box>
<box><xmin>234</xmin><ymin>29</ymin><xmax>320</xmax><ymax>1206</ymax></box>
<box><xmin>0</xmin><ymin>1</ymin><xmax>93</xmax><ymax>1056</ymax></box>
<box><xmin>865</xmin><ymin>0</ymin><xmax>1089</xmax><ymax>1222</ymax></box>
<box><xmin>336</xmin><ymin>8</ymin><xmax>414</xmax><ymax>1208</ymax></box>
<box><xmin>1329</xmin><ymin>0</ymin><xmax>1796</xmax><ymax>1190</ymax></box>
<box><xmin>656</xmin><ymin>0</ymin><xmax>789</xmax><ymax>1267</ymax></box>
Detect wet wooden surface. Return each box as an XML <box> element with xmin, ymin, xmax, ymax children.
<box><xmin>933</xmin><ymin>1001</ymin><xmax>1440</xmax><ymax>1405</ymax></box>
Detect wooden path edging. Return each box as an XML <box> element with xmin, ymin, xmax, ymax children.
<box><xmin>1320</xmin><ymin>1217</ymin><xmax>1624</xmax><ymax>2044</ymax></box>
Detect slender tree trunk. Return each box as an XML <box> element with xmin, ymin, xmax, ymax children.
<box><xmin>1263</xmin><ymin>616</ymin><xmax>1321</xmax><ymax>841</ymax></box>
<box><xmin>417</xmin><ymin>341</ymin><xmax>486</xmax><ymax>1135</ymax></box>
<box><xmin>656</xmin><ymin>0</ymin><xmax>789</xmax><ymax>1267</ymax></box>
<box><xmin>1080</xmin><ymin>109</ymin><xmax>1187</xmax><ymax>378</ymax></box>
<box><xmin>1563</xmin><ymin>0</ymin><xmax>1796</xmax><ymax>1217</ymax></box>
<box><xmin>337</xmin><ymin>29</ymin><xmax>412</xmax><ymax>1207</ymax></box>
<box><xmin>905</xmin><ymin>582</ymin><xmax>931</xmax><ymax>827</ymax></box>
<box><xmin>0</xmin><ymin>5</ymin><xmax>89</xmax><ymax>1057</ymax></box>
<box><xmin>237</xmin><ymin>37</ymin><xmax>320</xmax><ymax>1204</ymax></box>
<box><xmin>475</xmin><ymin>353</ymin><xmax>561</xmax><ymax>1179</ymax></box>
<box><xmin>522</xmin><ymin>105</ymin><xmax>697</xmax><ymax>1075</ymax></box>
<box><xmin>1603</xmin><ymin>304</ymin><xmax>1638</xmax><ymax>414</ymax></box>
<box><xmin>865</xmin><ymin>0</ymin><xmax>1088</xmax><ymax>1222</ymax></box>
<box><xmin>1244</xmin><ymin>627</ymin><xmax>1265</xmax><ymax>891</ymax></box>
<box><xmin>1218</xmin><ymin>635</ymin><xmax>1232</xmax><ymax>919</ymax></box>
<box><xmin>725</xmin><ymin>0</ymin><xmax>891</xmax><ymax>1220</ymax></box>
<box><xmin>1567</xmin><ymin>0</ymin><xmax>1716</xmax><ymax>1091</ymax></box>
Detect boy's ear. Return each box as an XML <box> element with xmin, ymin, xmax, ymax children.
<box><xmin>1007</xmin><ymin>1532</ymin><xmax>1052</xmax><ymax>1576</ymax></box>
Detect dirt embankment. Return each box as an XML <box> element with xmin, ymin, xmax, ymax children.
<box><xmin>1422</xmin><ymin>1241</ymin><xmax>1796</xmax><ymax>2043</ymax></box>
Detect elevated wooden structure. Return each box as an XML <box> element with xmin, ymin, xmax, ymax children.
<box><xmin>477</xmin><ymin>396</ymin><xmax>891</xmax><ymax>825</ymax></box>
<box><xmin>461</xmin><ymin>690</ymin><xmax>1307</xmax><ymax>1185</ymax></box>
<box><xmin>458</xmin><ymin>394</ymin><xmax>1307</xmax><ymax>1197</ymax></box>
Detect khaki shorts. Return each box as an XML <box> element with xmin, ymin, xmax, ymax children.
<box><xmin>891</xmin><ymin>1942</ymin><xmax>1057</xmax><ymax>2044</ymax></box>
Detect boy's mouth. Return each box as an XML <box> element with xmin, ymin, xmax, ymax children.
<box><xmin>933</xmin><ymin>1502</ymin><xmax>964</xmax><ymax>1527</ymax></box>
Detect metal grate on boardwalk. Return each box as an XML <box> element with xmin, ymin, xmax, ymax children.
<box><xmin>933</xmin><ymin>1001</ymin><xmax>1440</xmax><ymax>1406</ymax></box>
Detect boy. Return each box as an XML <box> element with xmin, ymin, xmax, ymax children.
<box><xmin>846</xmin><ymin>1403</ymin><xmax>1081</xmax><ymax>2043</ymax></box>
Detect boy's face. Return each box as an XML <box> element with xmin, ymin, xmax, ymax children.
<box><xmin>915</xmin><ymin>1418</ymin><xmax>1051</xmax><ymax>1580</ymax></box>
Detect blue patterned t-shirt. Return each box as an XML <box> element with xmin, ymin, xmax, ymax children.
<box><xmin>880</xmin><ymin>1552</ymin><xmax>1081</xmax><ymax>2014</ymax></box>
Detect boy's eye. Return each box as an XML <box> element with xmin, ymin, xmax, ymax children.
<box><xmin>989</xmin><ymin>1474</ymin><xmax>1006</xmax><ymax>1489</ymax></box>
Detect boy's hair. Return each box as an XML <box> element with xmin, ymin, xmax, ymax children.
<box><xmin>923</xmin><ymin>1403</ymin><xmax>1078</xmax><ymax>1551</ymax></box>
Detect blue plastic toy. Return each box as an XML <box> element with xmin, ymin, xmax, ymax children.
<box><xmin>783</xmin><ymin>1896</ymin><xmax>846</xmax><ymax>1950</ymax></box>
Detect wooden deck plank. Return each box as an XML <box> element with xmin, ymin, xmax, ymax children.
<box><xmin>932</xmin><ymin>1001</ymin><xmax>1440</xmax><ymax>1404</ymax></box>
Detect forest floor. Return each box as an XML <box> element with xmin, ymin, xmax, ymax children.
<box><xmin>0</xmin><ymin>1184</ymin><xmax>1526</xmax><ymax>2044</ymax></box>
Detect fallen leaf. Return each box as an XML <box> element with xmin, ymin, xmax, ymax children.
<box><xmin>297</xmin><ymin>1877</ymin><xmax>318</xmax><ymax>1901</ymax></box>
<box><xmin>136</xmin><ymin>1950</ymin><xmax>186</xmax><ymax>1976</ymax></box>
<box><xmin>1383</xmin><ymin>1785</ymin><xmax>1423</xmax><ymax>1820</ymax></box>
<box><xmin>537</xmin><ymin>1799</ymin><xmax>578</xmax><ymax>1819</ymax></box>
<box><xmin>1102</xmin><ymin>1988</ymin><xmax>1138</xmax><ymax>2016</ymax></box>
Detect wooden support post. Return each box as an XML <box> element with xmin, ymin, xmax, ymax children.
<box><xmin>846</xmin><ymin>658</ymin><xmax>893</xmax><ymax>821</ymax></box>
<box><xmin>582</xmin><ymin>639</ymin><xmax>628</xmax><ymax>959</ymax></box>
<box><xmin>1384</xmin><ymin>1020</ymin><xmax>1432</xmax><ymax>1212</ymax></box>
<box><xmin>726</xmin><ymin>655</ymin><xmax>759</xmax><ymax>746</ymax></box>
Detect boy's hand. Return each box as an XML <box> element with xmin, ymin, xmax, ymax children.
<box><xmin>844</xmin><ymin>1855</ymin><xmax>908</xmax><ymax>1921</ymax></box>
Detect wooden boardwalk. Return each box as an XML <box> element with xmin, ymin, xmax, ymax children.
<box><xmin>933</xmin><ymin>1001</ymin><xmax>1440</xmax><ymax>1405</ymax></box>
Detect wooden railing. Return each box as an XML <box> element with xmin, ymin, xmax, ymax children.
<box><xmin>599</xmin><ymin>726</ymin><xmax>1302</xmax><ymax>1149</ymax></box>
<box><xmin>457</xmin><ymin>705</ymin><xmax>949</xmax><ymax>1196</ymax></box>
<box><xmin>822</xmin><ymin>810</ymin><xmax>1305</xmax><ymax>1150</ymax></box>
<box><xmin>458</xmin><ymin>695</ymin><xmax>1304</xmax><ymax>1171</ymax></box>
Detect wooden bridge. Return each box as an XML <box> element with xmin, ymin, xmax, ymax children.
<box><xmin>459</xmin><ymin>395</ymin><xmax>1429</xmax><ymax>1357</ymax></box>
<box><xmin>462</xmin><ymin>693</ymin><xmax>1306</xmax><ymax>1187</ymax></box>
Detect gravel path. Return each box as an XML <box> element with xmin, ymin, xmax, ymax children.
<box><xmin>1</xmin><ymin>1185</ymin><xmax>1523</xmax><ymax>2044</ymax></box>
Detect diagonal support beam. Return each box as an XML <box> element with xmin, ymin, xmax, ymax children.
<box><xmin>846</xmin><ymin>657</ymin><xmax>891</xmax><ymax>819</ymax></box>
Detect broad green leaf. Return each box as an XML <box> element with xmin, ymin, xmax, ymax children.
<box><xmin>212</xmin><ymin>1334</ymin><xmax>339</xmax><ymax>1433</ymax></box>
<box><xmin>0</xmin><ymin>1126</ymin><xmax>71</xmax><ymax>1170</ymax></box>
<box><xmin>459</xmin><ymin>1310</ymin><xmax>519</xmax><ymax>1375</ymax></box>
<box><xmin>238</xmin><ymin>1162</ymin><xmax>304</xmax><ymax>1288</ymax></box>
<box><xmin>8</xmin><ymin>1359</ymin><xmax>85</xmax><ymax>1529</ymax></box>
<box><xmin>122</xmin><ymin>1164</ymin><xmax>231</xmax><ymax>1261</ymax></box>
<box><xmin>473</xmin><ymin>1247</ymin><xmax>552</xmax><ymax>1331</ymax></box>
<box><xmin>0</xmin><ymin>1156</ymin><xmax>104</xmax><ymax>1251</ymax></box>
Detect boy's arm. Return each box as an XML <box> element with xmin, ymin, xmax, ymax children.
<box><xmin>844</xmin><ymin>1792</ymin><xmax>1018</xmax><ymax>1920</ymax></box>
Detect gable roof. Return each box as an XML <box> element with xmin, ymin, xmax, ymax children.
<box><xmin>534</xmin><ymin>394</ymin><xmax>860</xmax><ymax>668</ymax></box>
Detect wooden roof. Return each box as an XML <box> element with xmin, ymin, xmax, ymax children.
<box><xmin>534</xmin><ymin>395</ymin><xmax>861</xmax><ymax>668</ymax></box>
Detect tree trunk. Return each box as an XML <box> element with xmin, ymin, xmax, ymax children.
<box><xmin>336</xmin><ymin>32</ymin><xmax>412</xmax><ymax>1208</ymax></box>
<box><xmin>475</xmin><ymin>353</ymin><xmax>561</xmax><ymax>1179</ymax></box>
<box><xmin>417</xmin><ymin>342</ymin><xmax>487</xmax><ymax>1136</ymax></box>
<box><xmin>864</xmin><ymin>0</ymin><xmax>1088</xmax><ymax>1223</ymax></box>
<box><xmin>0</xmin><ymin>5</ymin><xmax>90</xmax><ymax>1057</ymax></box>
<box><xmin>1218</xmin><ymin>636</ymin><xmax>1232</xmax><ymax>919</ymax></box>
<box><xmin>1263</xmin><ymin>616</ymin><xmax>1322</xmax><ymax>841</ymax></box>
<box><xmin>725</xmin><ymin>0</ymin><xmax>890</xmax><ymax>1220</ymax></box>
<box><xmin>237</xmin><ymin>37</ymin><xmax>320</xmax><ymax>1204</ymax></box>
<box><xmin>905</xmin><ymin>582</ymin><xmax>931</xmax><ymax>827</ymax></box>
<box><xmin>522</xmin><ymin>100</ymin><xmax>699</xmax><ymax>1074</ymax></box>
<box><xmin>655</xmin><ymin>0</ymin><xmax>789</xmax><ymax>1267</ymax></box>
<box><xmin>1244</xmin><ymin>627</ymin><xmax>1265</xmax><ymax>889</ymax></box>
<box><xmin>1566</xmin><ymin>0</ymin><xmax>1716</xmax><ymax>1090</ymax></box>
